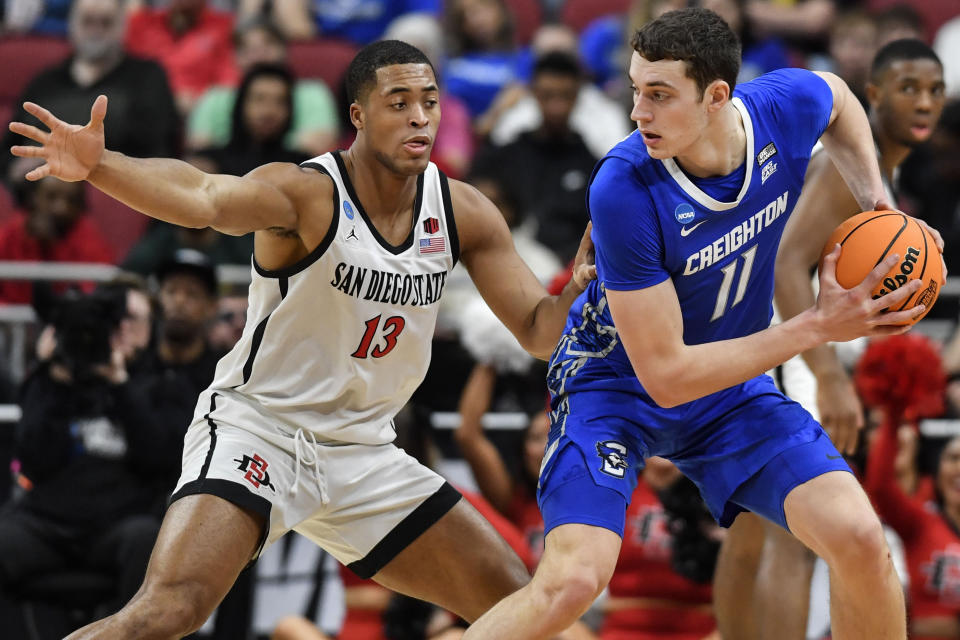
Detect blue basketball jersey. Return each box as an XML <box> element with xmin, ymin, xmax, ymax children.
<box><xmin>548</xmin><ymin>68</ymin><xmax>834</xmax><ymax>438</ymax></box>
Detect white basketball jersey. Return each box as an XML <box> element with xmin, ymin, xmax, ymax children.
<box><xmin>208</xmin><ymin>152</ymin><xmax>458</xmax><ymax>445</ymax></box>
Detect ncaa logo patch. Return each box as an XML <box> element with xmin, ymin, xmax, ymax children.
<box><xmin>675</xmin><ymin>203</ymin><xmax>695</xmax><ymax>224</ymax></box>
<box><xmin>596</xmin><ymin>440</ymin><xmax>629</xmax><ymax>478</ymax></box>
<box><xmin>343</xmin><ymin>201</ymin><xmax>355</xmax><ymax>220</ymax></box>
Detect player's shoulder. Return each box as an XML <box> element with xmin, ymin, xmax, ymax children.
<box><xmin>246</xmin><ymin>159</ymin><xmax>336</xmax><ymax>201</ymax></box>
<box><xmin>733</xmin><ymin>68</ymin><xmax>831</xmax><ymax>113</ymax></box>
<box><xmin>590</xmin><ymin>133</ymin><xmax>656</xmax><ymax>202</ymax></box>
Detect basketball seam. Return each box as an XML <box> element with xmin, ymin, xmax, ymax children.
<box><xmin>874</xmin><ymin>214</ymin><xmax>909</xmax><ymax>268</ymax></box>
<box><xmin>838</xmin><ymin>213</ymin><xmax>903</xmax><ymax>246</ymax></box>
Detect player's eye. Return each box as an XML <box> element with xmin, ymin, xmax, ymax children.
<box><xmin>901</xmin><ymin>85</ymin><xmax>917</xmax><ymax>95</ymax></box>
<box><xmin>391</xmin><ymin>102</ymin><xmax>406</xmax><ymax>110</ymax></box>
<box><xmin>425</xmin><ymin>99</ymin><xmax>438</xmax><ymax>108</ymax></box>
<box><xmin>653</xmin><ymin>92</ymin><xmax>668</xmax><ymax>102</ymax></box>
<box><xmin>932</xmin><ymin>85</ymin><xmax>945</xmax><ymax>97</ymax></box>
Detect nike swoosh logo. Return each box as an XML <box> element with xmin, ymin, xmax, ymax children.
<box><xmin>680</xmin><ymin>220</ymin><xmax>708</xmax><ymax>236</ymax></box>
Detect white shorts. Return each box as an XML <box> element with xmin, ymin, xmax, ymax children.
<box><xmin>769</xmin><ymin>353</ymin><xmax>820</xmax><ymax>422</ymax></box>
<box><xmin>171</xmin><ymin>389</ymin><xmax>460</xmax><ymax>578</ymax></box>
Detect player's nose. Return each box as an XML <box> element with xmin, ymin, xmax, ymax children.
<box><xmin>408</xmin><ymin>103</ymin><xmax>429</xmax><ymax>128</ymax></box>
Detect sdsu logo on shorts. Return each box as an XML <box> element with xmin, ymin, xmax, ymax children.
<box><xmin>234</xmin><ymin>453</ymin><xmax>276</xmax><ymax>492</ymax></box>
<box><xmin>596</xmin><ymin>440</ymin><xmax>628</xmax><ymax>478</ymax></box>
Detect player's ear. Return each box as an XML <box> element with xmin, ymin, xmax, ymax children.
<box><xmin>349</xmin><ymin>102</ymin><xmax>364</xmax><ymax>130</ymax></box>
<box><xmin>704</xmin><ymin>79</ymin><xmax>729</xmax><ymax>112</ymax></box>
<box><xmin>864</xmin><ymin>82</ymin><xmax>880</xmax><ymax>112</ymax></box>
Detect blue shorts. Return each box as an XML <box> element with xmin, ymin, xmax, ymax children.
<box><xmin>538</xmin><ymin>387</ymin><xmax>852</xmax><ymax>537</ymax></box>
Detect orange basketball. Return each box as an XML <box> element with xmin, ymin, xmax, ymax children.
<box><xmin>820</xmin><ymin>211</ymin><xmax>942</xmax><ymax>326</ymax></box>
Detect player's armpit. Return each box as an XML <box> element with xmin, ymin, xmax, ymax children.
<box><xmin>452</xmin><ymin>180</ymin><xmax>563</xmax><ymax>359</ymax></box>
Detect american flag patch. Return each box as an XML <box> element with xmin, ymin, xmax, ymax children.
<box><xmin>419</xmin><ymin>237</ymin><xmax>445</xmax><ymax>254</ymax></box>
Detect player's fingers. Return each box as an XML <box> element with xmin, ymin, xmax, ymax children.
<box><xmin>870</xmin><ymin>323</ymin><xmax>913</xmax><ymax>337</ymax></box>
<box><xmin>8</xmin><ymin>121</ymin><xmax>49</xmax><ymax>144</ymax></box>
<box><xmin>820</xmin><ymin>243</ymin><xmax>841</xmax><ymax>284</ymax></box>
<box><xmin>858</xmin><ymin>252</ymin><xmax>901</xmax><ymax>294</ymax></box>
<box><xmin>24</xmin><ymin>163</ymin><xmax>50</xmax><ymax>181</ymax></box>
<box><xmin>917</xmin><ymin>218</ymin><xmax>944</xmax><ymax>253</ymax></box>
<box><xmin>23</xmin><ymin>102</ymin><xmax>59</xmax><ymax>129</ymax></box>
<box><xmin>89</xmin><ymin>94</ymin><xmax>108</xmax><ymax>128</ymax></box>
<box><xmin>10</xmin><ymin>144</ymin><xmax>45</xmax><ymax>158</ymax></box>
<box><xmin>872</xmin><ymin>303</ymin><xmax>925</xmax><ymax>327</ymax></box>
<box><xmin>869</xmin><ymin>278</ymin><xmax>923</xmax><ymax>314</ymax></box>
<box><xmin>940</xmin><ymin>254</ymin><xmax>948</xmax><ymax>283</ymax></box>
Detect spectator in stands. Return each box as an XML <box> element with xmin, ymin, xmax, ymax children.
<box><xmin>860</xmin><ymin>335</ymin><xmax>959</xmax><ymax>640</ymax></box>
<box><xmin>382</xmin><ymin>12</ymin><xmax>475</xmax><ymax>179</ymax></box>
<box><xmin>444</xmin><ymin>0</ymin><xmax>523</xmax><ymax>119</ymax></box>
<box><xmin>484</xmin><ymin>23</ymin><xmax>630</xmax><ymax>160</ymax></box>
<box><xmin>0</xmin><ymin>0</ymin><xmax>179</xmax><ymax>181</ymax></box>
<box><xmin>472</xmin><ymin>52</ymin><xmax>596</xmax><ymax>264</ymax></box>
<box><xmin>188</xmin><ymin>15</ymin><xmax>339</xmax><ymax>157</ymax></box>
<box><xmin>3</xmin><ymin>0</ymin><xmax>71</xmax><ymax>35</ymax></box>
<box><xmin>744</xmin><ymin>0</ymin><xmax>838</xmax><ymax>53</ymax></box>
<box><xmin>125</xmin><ymin>0</ymin><xmax>238</xmax><ymax>114</ymax></box>
<box><xmin>240</xmin><ymin>0</ymin><xmax>441</xmax><ymax>45</ymax></box>
<box><xmin>454</xmin><ymin>363</ymin><xmax>549</xmax><ymax>563</ymax></box>
<box><xmin>933</xmin><ymin>15</ymin><xmax>960</xmax><ymax>98</ymax></box>
<box><xmin>194</xmin><ymin>63</ymin><xmax>309</xmax><ymax>176</ymax></box>
<box><xmin>601</xmin><ymin>458</ymin><xmax>719</xmax><ymax>640</ymax></box>
<box><xmin>208</xmin><ymin>290</ymin><xmax>248</xmax><ymax>352</ymax></box>
<box><xmin>818</xmin><ymin>10</ymin><xmax>878</xmax><ymax>107</ymax></box>
<box><xmin>0</xmin><ymin>159</ymin><xmax>113</xmax><ymax>304</ymax></box>
<box><xmin>0</xmin><ymin>278</ymin><xmax>171</xmax><ymax>617</ymax></box>
<box><xmin>698</xmin><ymin>0</ymin><xmax>791</xmax><ymax>82</ymax></box>
<box><xmin>875</xmin><ymin>4</ymin><xmax>925</xmax><ymax>48</ymax></box>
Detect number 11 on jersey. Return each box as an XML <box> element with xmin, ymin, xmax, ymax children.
<box><xmin>352</xmin><ymin>314</ymin><xmax>406</xmax><ymax>358</ymax></box>
<box><xmin>711</xmin><ymin>245</ymin><xmax>758</xmax><ymax>321</ymax></box>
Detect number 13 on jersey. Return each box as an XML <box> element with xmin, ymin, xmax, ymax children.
<box><xmin>352</xmin><ymin>314</ymin><xmax>406</xmax><ymax>359</ymax></box>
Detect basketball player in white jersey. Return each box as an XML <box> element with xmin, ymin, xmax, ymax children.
<box><xmin>713</xmin><ymin>38</ymin><xmax>946</xmax><ymax>640</ymax></box>
<box><xmin>9</xmin><ymin>41</ymin><xmax>596</xmax><ymax>639</ymax></box>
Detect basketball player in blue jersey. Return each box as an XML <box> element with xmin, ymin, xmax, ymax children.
<box><xmin>463</xmin><ymin>9</ymin><xmax>944</xmax><ymax>640</ymax></box>
<box><xmin>714</xmin><ymin>38</ymin><xmax>947</xmax><ymax>640</ymax></box>
<box><xmin>8</xmin><ymin>41</ymin><xmax>598</xmax><ymax>639</ymax></box>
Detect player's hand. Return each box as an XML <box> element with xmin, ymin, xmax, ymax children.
<box><xmin>9</xmin><ymin>95</ymin><xmax>107</xmax><ymax>182</ymax></box>
<box><xmin>571</xmin><ymin>222</ymin><xmax>597</xmax><ymax>291</ymax></box>
<box><xmin>816</xmin><ymin>370</ymin><xmax>863</xmax><ymax>454</ymax></box>
<box><xmin>815</xmin><ymin>244</ymin><xmax>925</xmax><ymax>340</ymax></box>
<box><xmin>873</xmin><ymin>202</ymin><xmax>947</xmax><ymax>283</ymax></box>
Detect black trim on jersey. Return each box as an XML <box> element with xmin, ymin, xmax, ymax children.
<box><xmin>198</xmin><ymin>393</ymin><xmax>220</xmax><ymax>480</ymax></box>
<box><xmin>438</xmin><ymin>170</ymin><xmax>460</xmax><ymax>267</ymax></box>
<box><xmin>333</xmin><ymin>150</ymin><xmax>422</xmax><ymax>255</ymax></box>
<box><xmin>242</xmin><ymin>314</ymin><xmax>271</xmax><ymax>384</ymax></box>
<box><xmin>346</xmin><ymin>482</ymin><xmax>462</xmax><ymax>579</ymax></box>
<box><xmin>773</xmin><ymin>364</ymin><xmax>787</xmax><ymax>397</ymax></box>
<box><xmin>253</xmin><ymin>161</ymin><xmax>341</xmax><ymax>279</ymax></box>
<box><xmin>170</xmin><ymin>478</ymin><xmax>272</xmax><ymax>563</ymax></box>
<box><xmin>279</xmin><ymin>277</ymin><xmax>288</xmax><ymax>299</ymax></box>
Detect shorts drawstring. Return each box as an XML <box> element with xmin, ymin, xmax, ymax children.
<box><xmin>291</xmin><ymin>427</ymin><xmax>329</xmax><ymax>504</ymax></box>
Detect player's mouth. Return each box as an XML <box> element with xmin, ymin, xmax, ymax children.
<box><xmin>640</xmin><ymin>130</ymin><xmax>662</xmax><ymax>146</ymax></box>
<box><xmin>403</xmin><ymin>136</ymin><xmax>431</xmax><ymax>155</ymax></box>
<box><xmin>909</xmin><ymin>122</ymin><xmax>932</xmax><ymax>139</ymax></box>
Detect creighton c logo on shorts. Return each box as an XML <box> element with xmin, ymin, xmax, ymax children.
<box><xmin>596</xmin><ymin>440</ymin><xmax>628</xmax><ymax>478</ymax></box>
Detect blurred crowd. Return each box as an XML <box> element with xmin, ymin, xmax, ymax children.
<box><xmin>0</xmin><ymin>0</ymin><xmax>958</xmax><ymax>638</ymax></box>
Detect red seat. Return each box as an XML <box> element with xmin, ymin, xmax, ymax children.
<box><xmin>0</xmin><ymin>36</ymin><xmax>72</xmax><ymax>106</ymax></box>
<box><xmin>561</xmin><ymin>0</ymin><xmax>632</xmax><ymax>33</ymax></box>
<box><xmin>287</xmin><ymin>38</ymin><xmax>359</xmax><ymax>91</ymax></box>
<box><xmin>84</xmin><ymin>185</ymin><xmax>148</xmax><ymax>262</ymax></box>
<box><xmin>505</xmin><ymin>0</ymin><xmax>543</xmax><ymax>45</ymax></box>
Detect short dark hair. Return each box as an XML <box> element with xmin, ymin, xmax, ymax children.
<box><xmin>630</xmin><ymin>8</ymin><xmax>741</xmax><ymax>97</ymax></box>
<box><xmin>532</xmin><ymin>51</ymin><xmax>582</xmax><ymax>82</ymax></box>
<box><xmin>870</xmin><ymin>38</ymin><xmax>942</xmax><ymax>83</ymax></box>
<box><xmin>345</xmin><ymin>40</ymin><xmax>436</xmax><ymax>105</ymax></box>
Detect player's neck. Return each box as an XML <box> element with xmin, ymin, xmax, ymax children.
<box><xmin>673</xmin><ymin>103</ymin><xmax>746</xmax><ymax>179</ymax></box>
<box><xmin>341</xmin><ymin>145</ymin><xmax>419</xmax><ymax>223</ymax></box>
<box><xmin>871</xmin><ymin>118</ymin><xmax>911</xmax><ymax>185</ymax></box>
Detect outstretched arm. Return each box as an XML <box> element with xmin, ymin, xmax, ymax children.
<box><xmin>9</xmin><ymin>96</ymin><xmax>303</xmax><ymax>236</ymax></box>
<box><xmin>454</xmin><ymin>180</ymin><xmax>595</xmax><ymax>359</ymax></box>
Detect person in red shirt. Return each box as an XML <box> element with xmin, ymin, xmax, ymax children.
<box><xmin>454</xmin><ymin>363</ymin><xmax>548</xmax><ymax>565</ymax></box>
<box><xmin>859</xmin><ymin>334</ymin><xmax>956</xmax><ymax>640</ymax></box>
<box><xmin>602</xmin><ymin>458</ymin><xmax>718</xmax><ymax>640</ymax></box>
<box><xmin>0</xmin><ymin>165</ymin><xmax>113</xmax><ymax>303</ymax></box>
<box><xmin>124</xmin><ymin>0</ymin><xmax>238</xmax><ymax>114</ymax></box>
